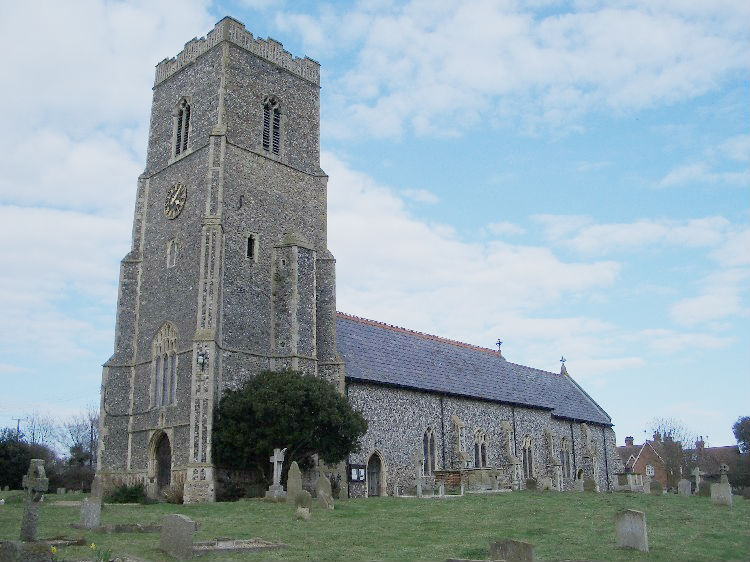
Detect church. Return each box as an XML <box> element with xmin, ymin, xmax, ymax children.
<box><xmin>96</xmin><ymin>17</ymin><xmax>621</xmax><ymax>503</ymax></box>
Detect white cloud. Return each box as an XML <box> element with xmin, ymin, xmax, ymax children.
<box><xmin>533</xmin><ymin>215</ymin><xmax>731</xmax><ymax>255</ymax></box>
<box><xmin>401</xmin><ymin>188</ymin><xmax>439</xmax><ymax>204</ymax></box>
<box><xmin>657</xmin><ymin>162</ymin><xmax>748</xmax><ymax>188</ymax></box>
<box><xmin>287</xmin><ymin>1</ymin><xmax>749</xmax><ymax>138</ymax></box>
<box><xmin>719</xmin><ymin>134</ymin><xmax>750</xmax><ymax>162</ymax></box>
<box><xmin>639</xmin><ymin>329</ymin><xmax>732</xmax><ymax>354</ymax></box>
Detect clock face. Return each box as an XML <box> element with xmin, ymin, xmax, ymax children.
<box><xmin>164</xmin><ymin>183</ymin><xmax>187</xmax><ymax>220</ymax></box>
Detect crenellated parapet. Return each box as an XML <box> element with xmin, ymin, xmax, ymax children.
<box><xmin>154</xmin><ymin>16</ymin><xmax>320</xmax><ymax>86</ymax></box>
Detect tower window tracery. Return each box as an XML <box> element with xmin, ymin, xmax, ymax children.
<box><xmin>522</xmin><ymin>435</ymin><xmax>534</xmax><ymax>479</ymax></box>
<box><xmin>153</xmin><ymin>323</ymin><xmax>178</xmax><ymax>407</ymax></box>
<box><xmin>262</xmin><ymin>96</ymin><xmax>281</xmax><ymax>155</ymax></box>
<box><xmin>474</xmin><ymin>428</ymin><xmax>488</xmax><ymax>467</ymax></box>
<box><xmin>174</xmin><ymin>98</ymin><xmax>191</xmax><ymax>157</ymax></box>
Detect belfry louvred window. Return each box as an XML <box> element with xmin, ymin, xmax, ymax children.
<box><xmin>175</xmin><ymin>99</ymin><xmax>190</xmax><ymax>156</ymax></box>
<box><xmin>262</xmin><ymin>96</ymin><xmax>281</xmax><ymax>155</ymax></box>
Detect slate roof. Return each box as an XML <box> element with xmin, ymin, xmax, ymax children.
<box><xmin>336</xmin><ymin>312</ymin><xmax>612</xmax><ymax>426</ymax></box>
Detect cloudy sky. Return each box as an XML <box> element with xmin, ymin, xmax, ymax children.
<box><xmin>1</xmin><ymin>0</ymin><xmax>747</xmax><ymax>446</ymax></box>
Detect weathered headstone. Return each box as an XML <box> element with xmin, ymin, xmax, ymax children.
<box><xmin>573</xmin><ymin>479</ymin><xmax>584</xmax><ymax>492</ymax></box>
<box><xmin>538</xmin><ymin>476</ymin><xmax>553</xmax><ymax>491</ymax></box>
<box><xmin>286</xmin><ymin>461</ymin><xmax>302</xmax><ymax>504</ymax></box>
<box><xmin>315</xmin><ymin>475</ymin><xmax>334</xmax><ymax>510</ymax></box>
<box><xmin>264</xmin><ymin>447</ymin><xmax>287</xmax><ymax>501</ymax></box>
<box><xmin>438</xmin><ymin>482</ymin><xmax>445</xmax><ymax>497</ymax></box>
<box><xmin>294</xmin><ymin>490</ymin><xmax>312</xmax><ymax>509</ymax></box>
<box><xmin>3</xmin><ymin>486</ymin><xmax>8</xmax><ymax>491</ymax></box>
<box><xmin>525</xmin><ymin>478</ymin><xmax>537</xmax><ymax>491</ymax></box>
<box><xmin>678</xmin><ymin>479</ymin><xmax>691</xmax><ymax>496</ymax></box>
<box><xmin>649</xmin><ymin>481</ymin><xmax>663</xmax><ymax>495</ymax></box>
<box><xmin>79</xmin><ymin>497</ymin><xmax>101</xmax><ymax>529</ymax></box>
<box><xmin>489</xmin><ymin>539</ymin><xmax>536</xmax><ymax>561</ymax></box>
<box><xmin>160</xmin><ymin>514</ymin><xmax>197</xmax><ymax>560</ymax></box>
<box><xmin>710</xmin><ymin>483</ymin><xmax>732</xmax><ymax>507</ymax></box>
<box><xmin>615</xmin><ymin>509</ymin><xmax>648</xmax><ymax>552</ymax></box>
<box><xmin>642</xmin><ymin>480</ymin><xmax>651</xmax><ymax>495</ymax></box>
<box><xmin>295</xmin><ymin>506</ymin><xmax>311</xmax><ymax>520</ymax></box>
<box><xmin>56</xmin><ymin>488</ymin><xmax>65</xmax><ymax>495</ymax></box>
<box><xmin>20</xmin><ymin>459</ymin><xmax>48</xmax><ymax>542</ymax></box>
<box><xmin>583</xmin><ymin>478</ymin><xmax>597</xmax><ymax>492</ymax></box>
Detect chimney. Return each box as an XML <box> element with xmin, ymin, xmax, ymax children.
<box><xmin>652</xmin><ymin>431</ymin><xmax>661</xmax><ymax>442</ymax></box>
<box><xmin>625</xmin><ymin>436</ymin><xmax>634</xmax><ymax>447</ymax></box>
<box><xmin>695</xmin><ymin>436</ymin><xmax>705</xmax><ymax>452</ymax></box>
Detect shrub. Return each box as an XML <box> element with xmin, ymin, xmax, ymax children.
<box><xmin>105</xmin><ymin>483</ymin><xmax>148</xmax><ymax>504</ymax></box>
<box><xmin>162</xmin><ymin>483</ymin><xmax>184</xmax><ymax>504</ymax></box>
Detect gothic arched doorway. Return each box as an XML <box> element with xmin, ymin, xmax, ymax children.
<box><xmin>155</xmin><ymin>434</ymin><xmax>172</xmax><ymax>491</ymax></box>
<box><xmin>367</xmin><ymin>453</ymin><xmax>383</xmax><ymax>497</ymax></box>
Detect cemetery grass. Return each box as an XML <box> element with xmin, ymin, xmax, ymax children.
<box><xmin>0</xmin><ymin>490</ymin><xmax>748</xmax><ymax>561</ymax></box>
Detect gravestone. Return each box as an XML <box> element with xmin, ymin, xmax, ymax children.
<box><xmin>538</xmin><ymin>476</ymin><xmax>553</xmax><ymax>491</ymax></box>
<box><xmin>285</xmin><ymin>461</ymin><xmax>302</xmax><ymax>505</ymax></box>
<box><xmin>3</xmin><ymin>486</ymin><xmax>8</xmax><ymax>491</ymax></box>
<box><xmin>615</xmin><ymin>509</ymin><xmax>648</xmax><ymax>552</ymax></box>
<box><xmin>649</xmin><ymin>481</ymin><xmax>663</xmax><ymax>495</ymax></box>
<box><xmin>295</xmin><ymin>506</ymin><xmax>311</xmax><ymax>520</ymax></box>
<box><xmin>295</xmin><ymin>490</ymin><xmax>312</xmax><ymax>509</ymax></box>
<box><xmin>0</xmin><ymin>499</ymin><xmax>4</xmax><ymax>505</ymax></box>
<box><xmin>583</xmin><ymin>479</ymin><xmax>597</xmax><ymax>492</ymax></box>
<box><xmin>264</xmin><ymin>447</ymin><xmax>287</xmax><ymax>501</ymax></box>
<box><xmin>710</xmin><ymin>483</ymin><xmax>732</xmax><ymax>507</ymax></box>
<box><xmin>79</xmin><ymin>497</ymin><xmax>101</xmax><ymax>529</ymax></box>
<box><xmin>56</xmin><ymin>488</ymin><xmax>65</xmax><ymax>495</ymax></box>
<box><xmin>20</xmin><ymin>459</ymin><xmax>48</xmax><ymax>542</ymax></box>
<box><xmin>525</xmin><ymin>478</ymin><xmax>537</xmax><ymax>491</ymax></box>
<box><xmin>678</xmin><ymin>479</ymin><xmax>691</xmax><ymax>496</ymax></box>
<box><xmin>0</xmin><ymin>541</ymin><xmax>53</xmax><ymax>562</ymax></box>
<box><xmin>573</xmin><ymin>479</ymin><xmax>584</xmax><ymax>492</ymax></box>
<box><xmin>642</xmin><ymin>480</ymin><xmax>651</xmax><ymax>495</ymax></box>
<box><xmin>315</xmin><ymin>476</ymin><xmax>334</xmax><ymax>510</ymax></box>
<box><xmin>489</xmin><ymin>539</ymin><xmax>536</xmax><ymax>561</ymax></box>
<box><xmin>697</xmin><ymin>481</ymin><xmax>710</xmax><ymax>497</ymax></box>
<box><xmin>160</xmin><ymin>514</ymin><xmax>197</xmax><ymax>560</ymax></box>
<box><xmin>438</xmin><ymin>482</ymin><xmax>445</xmax><ymax>497</ymax></box>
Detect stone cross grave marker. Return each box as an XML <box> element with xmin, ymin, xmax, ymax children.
<box><xmin>692</xmin><ymin>467</ymin><xmax>703</xmax><ymax>489</ymax></box>
<box><xmin>265</xmin><ymin>447</ymin><xmax>287</xmax><ymax>500</ymax></box>
<box><xmin>678</xmin><ymin>478</ymin><xmax>692</xmax><ymax>496</ymax></box>
<box><xmin>20</xmin><ymin>459</ymin><xmax>48</xmax><ymax>542</ymax></box>
<box><xmin>160</xmin><ymin>514</ymin><xmax>197</xmax><ymax>559</ymax></box>
<box><xmin>615</xmin><ymin>509</ymin><xmax>648</xmax><ymax>552</ymax></box>
<box><xmin>719</xmin><ymin>464</ymin><xmax>730</xmax><ymax>485</ymax></box>
<box><xmin>489</xmin><ymin>539</ymin><xmax>536</xmax><ymax>561</ymax></box>
<box><xmin>286</xmin><ymin>461</ymin><xmax>302</xmax><ymax>504</ymax></box>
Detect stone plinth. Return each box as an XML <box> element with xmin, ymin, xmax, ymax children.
<box><xmin>615</xmin><ymin>509</ymin><xmax>648</xmax><ymax>552</ymax></box>
<box><xmin>489</xmin><ymin>539</ymin><xmax>535</xmax><ymax>561</ymax></box>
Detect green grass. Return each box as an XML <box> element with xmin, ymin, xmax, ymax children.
<box><xmin>1</xmin><ymin>489</ymin><xmax>748</xmax><ymax>561</ymax></box>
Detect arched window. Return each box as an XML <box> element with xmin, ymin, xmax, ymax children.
<box><xmin>522</xmin><ymin>435</ymin><xmax>534</xmax><ymax>479</ymax></box>
<box><xmin>174</xmin><ymin>98</ymin><xmax>191</xmax><ymax>156</ymax></box>
<box><xmin>262</xmin><ymin>96</ymin><xmax>281</xmax><ymax>155</ymax></box>
<box><xmin>560</xmin><ymin>437</ymin><xmax>572</xmax><ymax>478</ymax></box>
<box><xmin>423</xmin><ymin>428</ymin><xmax>436</xmax><ymax>476</ymax></box>
<box><xmin>153</xmin><ymin>323</ymin><xmax>178</xmax><ymax>407</ymax></box>
<box><xmin>474</xmin><ymin>429</ymin><xmax>488</xmax><ymax>467</ymax></box>
<box><xmin>166</xmin><ymin>239</ymin><xmax>178</xmax><ymax>268</ymax></box>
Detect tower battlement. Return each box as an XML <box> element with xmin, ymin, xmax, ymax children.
<box><xmin>154</xmin><ymin>16</ymin><xmax>320</xmax><ymax>86</ymax></box>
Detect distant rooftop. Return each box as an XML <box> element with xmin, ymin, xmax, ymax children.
<box><xmin>336</xmin><ymin>312</ymin><xmax>612</xmax><ymax>426</ymax></box>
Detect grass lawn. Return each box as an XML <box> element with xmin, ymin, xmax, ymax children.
<box><xmin>0</xmin><ymin>489</ymin><xmax>748</xmax><ymax>561</ymax></box>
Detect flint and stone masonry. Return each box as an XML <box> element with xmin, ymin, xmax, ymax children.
<box><xmin>96</xmin><ymin>17</ymin><xmax>621</xmax><ymax>503</ymax></box>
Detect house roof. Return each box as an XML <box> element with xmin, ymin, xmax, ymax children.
<box><xmin>336</xmin><ymin>312</ymin><xmax>612</xmax><ymax>426</ymax></box>
<box><xmin>695</xmin><ymin>445</ymin><xmax>740</xmax><ymax>475</ymax></box>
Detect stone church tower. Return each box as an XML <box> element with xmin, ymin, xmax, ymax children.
<box><xmin>97</xmin><ymin>17</ymin><xmax>342</xmax><ymax>503</ymax></box>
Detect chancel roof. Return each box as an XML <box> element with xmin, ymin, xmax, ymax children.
<box><xmin>336</xmin><ymin>312</ymin><xmax>612</xmax><ymax>426</ymax></box>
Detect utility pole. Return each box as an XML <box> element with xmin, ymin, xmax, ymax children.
<box><xmin>13</xmin><ymin>417</ymin><xmax>22</xmax><ymax>438</ymax></box>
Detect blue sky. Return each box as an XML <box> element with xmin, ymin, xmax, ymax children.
<box><xmin>0</xmin><ymin>0</ymin><xmax>747</xmax><ymax>447</ymax></box>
